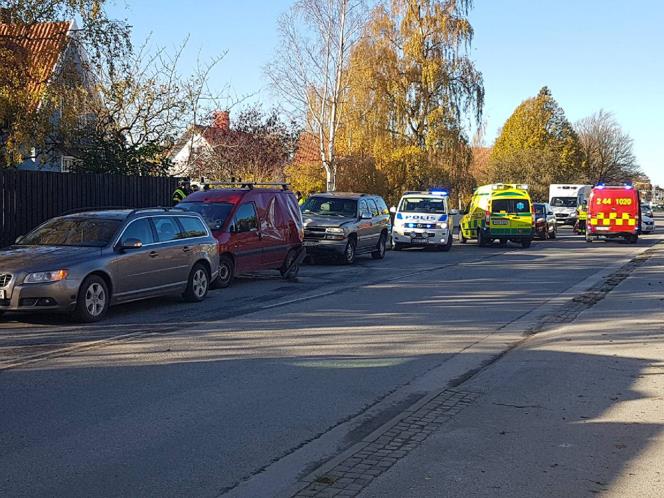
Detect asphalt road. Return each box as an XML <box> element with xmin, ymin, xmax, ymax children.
<box><xmin>0</xmin><ymin>226</ymin><xmax>662</xmax><ymax>497</ymax></box>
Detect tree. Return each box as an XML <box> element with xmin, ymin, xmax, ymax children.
<box><xmin>490</xmin><ymin>87</ymin><xmax>582</xmax><ymax>201</ymax></box>
<box><xmin>266</xmin><ymin>0</ymin><xmax>367</xmax><ymax>191</ymax></box>
<box><xmin>337</xmin><ymin>0</ymin><xmax>484</xmax><ymax>204</ymax></box>
<box><xmin>0</xmin><ymin>0</ymin><xmax>131</xmax><ymax>167</ymax></box>
<box><xmin>575</xmin><ymin>110</ymin><xmax>641</xmax><ymax>184</ymax></box>
<box><xmin>192</xmin><ymin>106</ymin><xmax>300</xmax><ymax>182</ymax></box>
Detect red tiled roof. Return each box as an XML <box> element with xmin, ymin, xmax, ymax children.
<box><xmin>0</xmin><ymin>21</ymin><xmax>72</xmax><ymax>103</ymax></box>
<box><xmin>293</xmin><ymin>132</ymin><xmax>320</xmax><ymax>165</ymax></box>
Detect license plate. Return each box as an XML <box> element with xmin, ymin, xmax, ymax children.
<box><xmin>0</xmin><ymin>289</ymin><xmax>5</xmax><ymax>299</ymax></box>
<box><xmin>304</xmin><ymin>240</ymin><xmax>318</xmax><ymax>247</ymax></box>
<box><xmin>492</xmin><ymin>219</ymin><xmax>508</xmax><ymax>225</ymax></box>
<box><xmin>596</xmin><ymin>227</ymin><xmax>610</xmax><ymax>231</ymax></box>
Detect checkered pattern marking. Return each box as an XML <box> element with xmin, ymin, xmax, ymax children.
<box><xmin>589</xmin><ymin>212</ymin><xmax>636</xmax><ymax>227</ymax></box>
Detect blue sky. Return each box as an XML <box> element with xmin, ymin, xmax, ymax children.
<box><xmin>108</xmin><ymin>0</ymin><xmax>664</xmax><ymax>184</ymax></box>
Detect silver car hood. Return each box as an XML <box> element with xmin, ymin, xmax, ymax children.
<box><xmin>303</xmin><ymin>214</ymin><xmax>357</xmax><ymax>228</ymax></box>
<box><xmin>0</xmin><ymin>245</ymin><xmax>102</xmax><ymax>273</ymax></box>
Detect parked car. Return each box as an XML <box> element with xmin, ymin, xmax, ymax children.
<box><xmin>641</xmin><ymin>207</ymin><xmax>656</xmax><ymax>234</ymax></box>
<box><xmin>533</xmin><ymin>202</ymin><xmax>557</xmax><ymax>240</ymax></box>
<box><xmin>178</xmin><ymin>183</ymin><xmax>305</xmax><ymax>287</ymax></box>
<box><xmin>586</xmin><ymin>184</ymin><xmax>641</xmax><ymax>243</ymax></box>
<box><xmin>301</xmin><ymin>192</ymin><xmax>391</xmax><ymax>264</ymax></box>
<box><xmin>392</xmin><ymin>189</ymin><xmax>455</xmax><ymax>251</ymax></box>
<box><xmin>0</xmin><ymin>208</ymin><xmax>219</xmax><ymax>322</ymax></box>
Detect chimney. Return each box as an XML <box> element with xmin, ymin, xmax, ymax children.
<box><xmin>212</xmin><ymin>110</ymin><xmax>230</xmax><ymax>132</ymax></box>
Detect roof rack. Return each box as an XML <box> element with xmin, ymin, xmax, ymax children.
<box><xmin>202</xmin><ymin>180</ymin><xmax>290</xmax><ymax>191</ymax></box>
<box><xmin>127</xmin><ymin>207</ymin><xmax>185</xmax><ymax>216</ymax></box>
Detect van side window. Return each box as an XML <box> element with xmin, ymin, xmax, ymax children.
<box><xmin>233</xmin><ymin>203</ymin><xmax>258</xmax><ymax>233</ymax></box>
<box><xmin>367</xmin><ymin>199</ymin><xmax>380</xmax><ymax>217</ymax></box>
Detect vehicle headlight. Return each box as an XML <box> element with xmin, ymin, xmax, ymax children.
<box><xmin>436</xmin><ymin>222</ymin><xmax>448</xmax><ymax>230</ymax></box>
<box><xmin>325</xmin><ymin>227</ymin><xmax>345</xmax><ymax>234</ymax></box>
<box><xmin>24</xmin><ymin>270</ymin><xmax>68</xmax><ymax>284</ymax></box>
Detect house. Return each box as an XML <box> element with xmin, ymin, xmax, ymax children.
<box><xmin>168</xmin><ymin>111</ymin><xmax>232</xmax><ymax>177</ymax></box>
<box><xmin>0</xmin><ymin>20</ymin><xmax>93</xmax><ymax>172</ymax></box>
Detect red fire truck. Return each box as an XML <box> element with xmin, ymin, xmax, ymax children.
<box><xmin>586</xmin><ymin>184</ymin><xmax>641</xmax><ymax>244</ymax></box>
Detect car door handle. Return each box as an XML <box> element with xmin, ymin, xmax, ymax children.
<box><xmin>149</xmin><ymin>251</ymin><xmax>159</xmax><ymax>258</ymax></box>
<box><xmin>183</xmin><ymin>246</ymin><xmax>192</xmax><ymax>253</ymax></box>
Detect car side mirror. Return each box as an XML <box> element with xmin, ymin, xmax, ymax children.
<box><xmin>389</xmin><ymin>206</ymin><xmax>397</xmax><ymax>214</ymax></box>
<box><xmin>120</xmin><ymin>238</ymin><xmax>143</xmax><ymax>250</ymax></box>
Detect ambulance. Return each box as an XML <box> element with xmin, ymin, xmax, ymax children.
<box><xmin>586</xmin><ymin>184</ymin><xmax>641</xmax><ymax>243</ymax></box>
<box><xmin>460</xmin><ymin>184</ymin><xmax>534</xmax><ymax>248</ymax></box>
<box><xmin>392</xmin><ymin>189</ymin><xmax>454</xmax><ymax>251</ymax></box>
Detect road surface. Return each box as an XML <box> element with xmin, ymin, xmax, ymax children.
<box><xmin>1</xmin><ymin>226</ymin><xmax>662</xmax><ymax>497</ymax></box>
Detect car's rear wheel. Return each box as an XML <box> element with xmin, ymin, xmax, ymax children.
<box><xmin>372</xmin><ymin>232</ymin><xmax>387</xmax><ymax>259</ymax></box>
<box><xmin>459</xmin><ymin>230</ymin><xmax>467</xmax><ymax>244</ymax></box>
<box><xmin>521</xmin><ymin>239</ymin><xmax>532</xmax><ymax>249</ymax></box>
<box><xmin>478</xmin><ymin>229</ymin><xmax>488</xmax><ymax>247</ymax></box>
<box><xmin>343</xmin><ymin>238</ymin><xmax>357</xmax><ymax>264</ymax></box>
<box><xmin>73</xmin><ymin>275</ymin><xmax>109</xmax><ymax>323</ymax></box>
<box><xmin>625</xmin><ymin>234</ymin><xmax>638</xmax><ymax>244</ymax></box>
<box><xmin>213</xmin><ymin>255</ymin><xmax>234</xmax><ymax>289</ymax></box>
<box><xmin>280</xmin><ymin>249</ymin><xmax>301</xmax><ymax>280</ymax></box>
<box><xmin>499</xmin><ymin>238</ymin><xmax>508</xmax><ymax>247</ymax></box>
<box><xmin>550</xmin><ymin>226</ymin><xmax>557</xmax><ymax>239</ymax></box>
<box><xmin>184</xmin><ymin>263</ymin><xmax>210</xmax><ymax>302</ymax></box>
<box><xmin>393</xmin><ymin>242</ymin><xmax>405</xmax><ymax>251</ymax></box>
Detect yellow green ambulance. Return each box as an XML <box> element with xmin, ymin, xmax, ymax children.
<box><xmin>459</xmin><ymin>184</ymin><xmax>535</xmax><ymax>248</ymax></box>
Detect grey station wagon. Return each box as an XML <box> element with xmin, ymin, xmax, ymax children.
<box><xmin>0</xmin><ymin>208</ymin><xmax>219</xmax><ymax>322</ymax></box>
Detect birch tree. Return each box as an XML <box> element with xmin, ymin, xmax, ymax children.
<box><xmin>266</xmin><ymin>0</ymin><xmax>367</xmax><ymax>191</ymax></box>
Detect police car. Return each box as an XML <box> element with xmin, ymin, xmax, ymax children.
<box><xmin>391</xmin><ymin>190</ymin><xmax>454</xmax><ymax>251</ymax></box>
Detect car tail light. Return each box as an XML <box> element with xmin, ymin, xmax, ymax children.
<box><xmin>485</xmin><ymin>210</ymin><xmax>491</xmax><ymax>224</ymax></box>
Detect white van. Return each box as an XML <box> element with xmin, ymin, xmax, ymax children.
<box><xmin>549</xmin><ymin>184</ymin><xmax>592</xmax><ymax>225</ymax></box>
<box><xmin>391</xmin><ymin>190</ymin><xmax>454</xmax><ymax>251</ymax></box>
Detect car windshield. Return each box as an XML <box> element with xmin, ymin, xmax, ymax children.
<box><xmin>492</xmin><ymin>199</ymin><xmax>531</xmax><ymax>214</ymax></box>
<box><xmin>399</xmin><ymin>197</ymin><xmax>446</xmax><ymax>214</ymax></box>
<box><xmin>534</xmin><ymin>204</ymin><xmax>546</xmax><ymax>215</ymax></box>
<box><xmin>551</xmin><ymin>197</ymin><xmax>577</xmax><ymax>208</ymax></box>
<box><xmin>178</xmin><ymin>202</ymin><xmax>233</xmax><ymax>231</ymax></box>
<box><xmin>20</xmin><ymin>217</ymin><xmax>122</xmax><ymax>247</ymax></box>
<box><xmin>301</xmin><ymin>197</ymin><xmax>358</xmax><ymax>217</ymax></box>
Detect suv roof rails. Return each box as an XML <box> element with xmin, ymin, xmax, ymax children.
<box><xmin>203</xmin><ymin>180</ymin><xmax>290</xmax><ymax>191</ymax></box>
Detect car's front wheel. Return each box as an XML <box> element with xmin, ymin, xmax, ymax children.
<box><xmin>372</xmin><ymin>232</ymin><xmax>387</xmax><ymax>259</ymax></box>
<box><xmin>343</xmin><ymin>238</ymin><xmax>357</xmax><ymax>264</ymax></box>
<box><xmin>184</xmin><ymin>263</ymin><xmax>210</xmax><ymax>302</ymax></box>
<box><xmin>439</xmin><ymin>232</ymin><xmax>453</xmax><ymax>252</ymax></box>
<box><xmin>73</xmin><ymin>275</ymin><xmax>109</xmax><ymax>323</ymax></box>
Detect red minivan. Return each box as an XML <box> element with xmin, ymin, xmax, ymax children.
<box><xmin>586</xmin><ymin>184</ymin><xmax>641</xmax><ymax>244</ymax></box>
<box><xmin>178</xmin><ymin>183</ymin><xmax>305</xmax><ymax>287</ymax></box>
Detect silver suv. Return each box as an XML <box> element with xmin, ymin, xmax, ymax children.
<box><xmin>0</xmin><ymin>208</ymin><xmax>219</xmax><ymax>322</ymax></box>
<box><xmin>301</xmin><ymin>193</ymin><xmax>391</xmax><ymax>264</ymax></box>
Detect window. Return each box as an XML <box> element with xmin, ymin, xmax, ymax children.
<box><xmin>534</xmin><ymin>204</ymin><xmax>545</xmax><ymax>215</ymax></box>
<box><xmin>367</xmin><ymin>199</ymin><xmax>380</xmax><ymax>217</ymax></box>
<box><xmin>233</xmin><ymin>203</ymin><xmax>258</xmax><ymax>233</ymax></box>
<box><xmin>399</xmin><ymin>197</ymin><xmax>446</xmax><ymax>214</ymax></box>
<box><xmin>301</xmin><ymin>197</ymin><xmax>358</xmax><ymax>217</ymax></box>
<box><xmin>492</xmin><ymin>199</ymin><xmax>531</xmax><ymax>214</ymax></box>
<box><xmin>550</xmin><ymin>197</ymin><xmax>577</xmax><ymax>208</ymax></box>
<box><xmin>153</xmin><ymin>216</ymin><xmax>181</xmax><ymax>242</ymax></box>
<box><xmin>178</xmin><ymin>201</ymin><xmax>233</xmax><ymax>231</ymax></box>
<box><xmin>178</xmin><ymin>216</ymin><xmax>208</xmax><ymax>238</ymax></box>
<box><xmin>121</xmin><ymin>219</ymin><xmax>155</xmax><ymax>245</ymax></box>
<box><xmin>21</xmin><ymin>218</ymin><xmax>122</xmax><ymax>247</ymax></box>
<box><xmin>359</xmin><ymin>200</ymin><xmax>371</xmax><ymax>218</ymax></box>
<box><xmin>375</xmin><ymin>197</ymin><xmax>389</xmax><ymax>215</ymax></box>
<box><xmin>61</xmin><ymin>156</ymin><xmax>75</xmax><ymax>173</ymax></box>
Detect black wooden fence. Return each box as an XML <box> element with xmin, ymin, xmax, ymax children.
<box><xmin>0</xmin><ymin>170</ymin><xmax>179</xmax><ymax>248</ymax></box>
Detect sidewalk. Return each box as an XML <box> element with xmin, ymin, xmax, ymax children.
<box><xmin>361</xmin><ymin>247</ymin><xmax>664</xmax><ymax>497</ymax></box>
